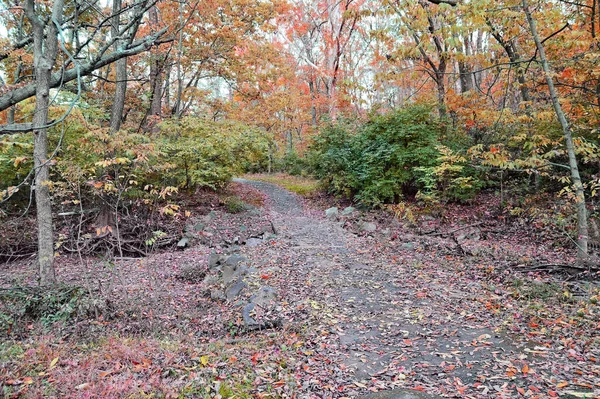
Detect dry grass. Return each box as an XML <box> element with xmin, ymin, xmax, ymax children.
<box><xmin>244</xmin><ymin>173</ymin><xmax>321</xmax><ymax>197</ymax></box>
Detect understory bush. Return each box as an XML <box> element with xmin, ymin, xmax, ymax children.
<box><xmin>0</xmin><ymin>285</ymin><xmax>89</xmax><ymax>333</ymax></box>
<box><xmin>0</xmin><ymin>109</ymin><xmax>272</xmax><ymax>258</ymax></box>
<box><xmin>158</xmin><ymin>117</ymin><xmax>272</xmax><ymax>189</ymax></box>
<box><xmin>308</xmin><ymin>105</ymin><xmax>481</xmax><ymax>206</ymax></box>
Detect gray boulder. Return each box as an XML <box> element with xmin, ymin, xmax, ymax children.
<box><xmin>225</xmin><ymin>280</ymin><xmax>247</xmax><ymax>301</ymax></box>
<box><xmin>246</xmin><ymin>237</ymin><xmax>263</xmax><ymax>247</ymax></box>
<box><xmin>360</xmin><ymin>222</ymin><xmax>377</xmax><ymax>232</ymax></box>
<box><xmin>325</xmin><ymin>207</ymin><xmax>339</xmax><ymax>219</ymax></box>
<box><xmin>210</xmin><ymin>289</ymin><xmax>225</xmax><ymax>301</ymax></box>
<box><xmin>251</xmin><ymin>286</ymin><xmax>277</xmax><ymax>307</ymax></box>
<box><xmin>225</xmin><ymin>254</ymin><xmax>247</xmax><ymax>267</ymax></box>
<box><xmin>341</xmin><ymin>206</ymin><xmax>356</xmax><ymax>216</ymax></box>
<box><xmin>194</xmin><ymin>222</ymin><xmax>205</xmax><ymax>232</ymax></box>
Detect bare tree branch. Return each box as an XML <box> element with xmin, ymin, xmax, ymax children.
<box><xmin>0</xmin><ymin>29</ymin><xmax>172</xmax><ymax>117</ymax></box>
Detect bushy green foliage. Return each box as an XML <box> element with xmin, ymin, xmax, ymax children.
<box><xmin>158</xmin><ymin>117</ymin><xmax>271</xmax><ymax>190</ymax></box>
<box><xmin>0</xmin><ymin>285</ymin><xmax>87</xmax><ymax>332</ymax></box>
<box><xmin>309</xmin><ymin>106</ymin><xmax>440</xmax><ymax>205</ymax></box>
<box><xmin>275</xmin><ymin>151</ymin><xmax>310</xmax><ymax>176</ymax></box>
<box><xmin>307</xmin><ymin>106</ymin><xmax>483</xmax><ymax>206</ymax></box>
<box><xmin>222</xmin><ymin>195</ymin><xmax>250</xmax><ymax>213</ymax></box>
<box><xmin>414</xmin><ymin>145</ymin><xmax>483</xmax><ymax>203</ymax></box>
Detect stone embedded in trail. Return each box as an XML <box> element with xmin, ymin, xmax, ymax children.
<box><xmin>357</xmin><ymin>389</ymin><xmax>441</xmax><ymax>399</ymax></box>
<box><xmin>193</xmin><ymin>222</ymin><xmax>205</xmax><ymax>232</ymax></box>
<box><xmin>360</xmin><ymin>221</ymin><xmax>377</xmax><ymax>232</ymax></box>
<box><xmin>225</xmin><ymin>254</ymin><xmax>247</xmax><ymax>267</ymax></box>
<box><xmin>242</xmin><ymin>286</ymin><xmax>281</xmax><ymax>329</ymax></box>
<box><xmin>208</xmin><ymin>250</ymin><xmax>224</xmax><ymax>269</ymax></box>
<box><xmin>325</xmin><ymin>207</ymin><xmax>339</xmax><ymax>219</ymax></box>
<box><xmin>245</xmin><ymin>237</ymin><xmax>263</xmax><ymax>247</ymax></box>
<box><xmin>222</xmin><ymin>262</ymin><xmax>249</xmax><ymax>285</ymax></box>
<box><xmin>242</xmin><ymin>302</ymin><xmax>258</xmax><ymax>326</ymax></box>
<box><xmin>263</xmin><ymin>232</ymin><xmax>277</xmax><ymax>240</ymax></box>
<box><xmin>210</xmin><ymin>289</ymin><xmax>225</xmax><ymax>301</ymax></box>
<box><xmin>341</xmin><ymin>206</ymin><xmax>356</xmax><ymax>216</ymax></box>
<box><xmin>225</xmin><ymin>280</ymin><xmax>247</xmax><ymax>301</ymax></box>
<box><xmin>204</xmin><ymin>210</ymin><xmax>217</xmax><ymax>222</ymax></box>
<box><xmin>177</xmin><ymin>237</ymin><xmax>189</xmax><ymax>248</ymax></box>
<box><xmin>251</xmin><ymin>286</ymin><xmax>277</xmax><ymax>306</ymax></box>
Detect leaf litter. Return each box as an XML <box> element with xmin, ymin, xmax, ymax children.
<box><xmin>1</xmin><ymin>181</ymin><xmax>599</xmax><ymax>398</ymax></box>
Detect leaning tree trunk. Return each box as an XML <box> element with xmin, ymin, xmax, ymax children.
<box><xmin>523</xmin><ymin>0</ymin><xmax>588</xmax><ymax>257</ymax></box>
<box><xmin>25</xmin><ymin>0</ymin><xmax>65</xmax><ymax>284</ymax></box>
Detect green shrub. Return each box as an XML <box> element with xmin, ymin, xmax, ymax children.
<box><xmin>307</xmin><ymin>105</ymin><xmax>484</xmax><ymax>206</ymax></box>
<box><xmin>0</xmin><ymin>285</ymin><xmax>88</xmax><ymax>332</ymax></box>
<box><xmin>222</xmin><ymin>196</ymin><xmax>250</xmax><ymax>213</ymax></box>
<box><xmin>275</xmin><ymin>151</ymin><xmax>310</xmax><ymax>176</ymax></box>
<box><xmin>308</xmin><ymin>106</ymin><xmax>442</xmax><ymax>206</ymax></box>
<box><xmin>158</xmin><ymin>117</ymin><xmax>272</xmax><ymax>190</ymax></box>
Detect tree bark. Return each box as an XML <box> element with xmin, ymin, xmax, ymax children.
<box><xmin>109</xmin><ymin>0</ymin><xmax>127</xmax><ymax>133</ymax></box>
<box><xmin>523</xmin><ymin>0</ymin><xmax>588</xmax><ymax>257</ymax></box>
<box><xmin>486</xmin><ymin>19</ymin><xmax>531</xmax><ymax>106</ymax></box>
<box><xmin>25</xmin><ymin>0</ymin><xmax>65</xmax><ymax>285</ymax></box>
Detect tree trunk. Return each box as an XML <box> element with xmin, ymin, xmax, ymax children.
<box><xmin>523</xmin><ymin>0</ymin><xmax>588</xmax><ymax>257</ymax></box>
<box><xmin>25</xmin><ymin>0</ymin><xmax>65</xmax><ymax>284</ymax></box>
<box><xmin>458</xmin><ymin>36</ymin><xmax>474</xmax><ymax>93</ymax></box>
<box><xmin>109</xmin><ymin>0</ymin><xmax>127</xmax><ymax>133</ymax></box>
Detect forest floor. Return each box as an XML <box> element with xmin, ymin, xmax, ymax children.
<box><xmin>1</xmin><ymin>177</ymin><xmax>599</xmax><ymax>398</ymax></box>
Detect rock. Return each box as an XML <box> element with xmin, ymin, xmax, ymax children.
<box><xmin>341</xmin><ymin>206</ymin><xmax>356</xmax><ymax>216</ymax></box>
<box><xmin>221</xmin><ymin>265</ymin><xmax>236</xmax><ymax>285</ymax></box>
<box><xmin>401</xmin><ymin>242</ymin><xmax>415</xmax><ymax>251</ymax></box>
<box><xmin>225</xmin><ymin>254</ymin><xmax>247</xmax><ymax>267</ymax></box>
<box><xmin>177</xmin><ymin>237</ymin><xmax>190</xmax><ymax>248</ymax></box>
<box><xmin>360</xmin><ymin>222</ymin><xmax>377</xmax><ymax>232</ymax></box>
<box><xmin>263</xmin><ymin>232</ymin><xmax>277</xmax><ymax>241</ymax></box>
<box><xmin>222</xmin><ymin>258</ymin><xmax>249</xmax><ymax>285</ymax></box>
<box><xmin>194</xmin><ymin>222</ymin><xmax>205</xmax><ymax>232</ymax></box>
<box><xmin>325</xmin><ymin>207</ymin><xmax>339</xmax><ymax>219</ymax></box>
<box><xmin>246</xmin><ymin>237</ymin><xmax>263</xmax><ymax>247</ymax></box>
<box><xmin>225</xmin><ymin>280</ymin><xmax>247</xmax><ymax>301</ymax></box>
<box><xmin>251</xmin><ymin>286</ymin><xmax>277</xmax><ymax>307</ymax></box>
<box><xmin>210</xmin><ymin>289</ymin><xmax>225</xmax><ymax>301</ymax></box>
<box><xmin>242</xmin><ymin>302</ymin><xmax>258</xmax><ymax>326</ymax></box>
<box><xmin>204</xmin><ymin>210</ymin><xmax>217</xmax><ymax>222</ymax></box>
<box><xmin>224</xmin><ymin>245</ymin><xmax>241</xmax><ymax>254</ymax></box>
<box><xmin>208</xmin><ymin>251</ymin><xmax>223</xmax><ymax>269</ymax></box>
<box><xmin>203</xmin><ymin>274</ymin><xmax>219</xmax><ymax>285</ymax></box>
<box><xmin>357</xmin><ymin>389</ymin><xmax>441</xmax><ymax>399</ymax></box>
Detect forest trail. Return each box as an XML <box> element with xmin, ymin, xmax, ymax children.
<box><xmin>233</xmin><ymin>179</ymin><xmax>535</xmax><ymax>398</ymax></box>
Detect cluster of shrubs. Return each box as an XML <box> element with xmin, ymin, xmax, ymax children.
<box><xmin>277</xmin><ymin>105</ymin><xmax>483</xmax><ymax>206</ymax></box>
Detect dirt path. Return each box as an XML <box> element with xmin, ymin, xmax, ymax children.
<box><xmin>234</xmin><ymin>179</ymin><xmax>550</xmax><ymax>398</ymax></box>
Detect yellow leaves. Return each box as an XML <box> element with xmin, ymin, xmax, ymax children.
<box><xmin>94</xmin><ymin>157</ymin><xmax>132</xmax><ymax>168</ymax></box>
<box><xmin>0</xmin><ymin>186</ymin><xmax>19</xmax><ymax>201</ymax></box>
<box><xmin>159</xmin><ymin>186</ymin><xmax>178</xmax><ymax>199</ymax></box>
<box><xmin>49</xmin><ymin>357</ymin><xmax>59</xmax><ymax>369</ymax></box>
<box><xmin>13</xmin><ymin>156</ymin><xmax>28</xmax><ymax>168</ymax></box>
<box><xmin>160</xmin><ymin>204</ymin><xmax>180</xmax><ymax>217</ymax></box>
<box><xmin>200</xmin><ymin>355</ymin><xmax>210</xmax><ymax>366</ymax></box>
<box><xmin>95</xmin><ymin>225</ymin><xmax>113</xmax><ymax>236</ymax></box>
